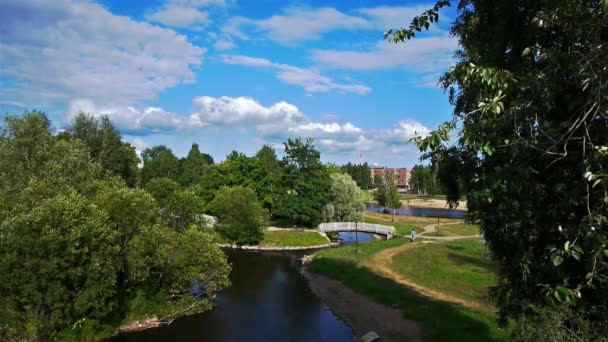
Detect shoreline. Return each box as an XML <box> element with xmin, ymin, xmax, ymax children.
<box><xmin>300</xmin><ymin>256</ymin><xmax>425</xmax><ymax>342</ymax></box>
<box><xmin>217</xmin><ymin>242</ymin><xmax>339</xmax><ymax>251</ymax></box>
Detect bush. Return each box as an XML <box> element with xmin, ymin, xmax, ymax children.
<box><xmin>206</xmin><ymin>186</ymin><xmax>268</xmax><ymax>245</ymax></box>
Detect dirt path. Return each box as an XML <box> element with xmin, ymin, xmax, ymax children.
<box><xmin>364</xmin><ymin>233</ymin><xmax>493</xmax><ymax>312</ymax></box>
<box><xmin>303</xmin><ymin>268</ymin><xmax>427</xmax><ymax>342</ymax></box>
<box><xmin>415</xmin><ymin>222</ymin><xmax>481</xmax><ymax>241</ymax></box>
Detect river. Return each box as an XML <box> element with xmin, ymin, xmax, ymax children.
<box><xmin>110</xmin><ymin>233</ymin><xmax>374</xmax><ymax>342</ymax></box>
<box><xmin>366</xmin><ymin>202</ymin><xmax>467</xmax><ymax>218</ymax></box>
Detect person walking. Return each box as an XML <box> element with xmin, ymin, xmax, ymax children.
<box><xmin>411</xmin><ymin>229</ymin><xmax>416</xmax><ymax>242</ymax></box>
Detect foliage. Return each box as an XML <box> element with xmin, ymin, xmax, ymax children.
<box><xmin>66</xmin><ymin>113</ymin><xmax>140</xmax><ymax>187</ymax></box>
<box><xmin>323</xmin><ymin>173</ymin><xmax>366</xmax><ymax>222</ymax></box>
<box><xmin>144</xmin><ymin>177</ymin><xmax>181</xmax><ymax>208</ymax></box>
<box><xmin>255</xmin><ymin>145</ymin><xmax>284</xmax><ymax>215</ymax></box>
<box><xmin>206</xmin><ymin>186</ymin><xmax>268</xmax><ymax>245</ymax></box>
<box><xmin>0</xmin><ymin>190</ymin><xmax>120</xmax><ymax>340</ymax></box>
<box><xmin>192</xmin><ymin>163</ymin><xmax>229</xmax><ymax>203</ymax></box>
<box><xmin>163</xmin><ymin>189</ymin><xmax>206</xmax><ymax>232</ymax></box>
<box><xmin>410</xmin><ymin>164</ymin><xmax>442</xmax><ymax>195</ymax></box>
<box><xmin>277</xmin><ymin>138</ymin><xmax>330</xmax><ymax>226</ymax></box>
<box><xmin>388</xmin><ymin>0</ymin><xmax>608</xmax><ymax>336</ymax></box>
<box><xmin>178</xmin><ymin>143</ymin><xmax>212</xmax><ymax>187</ymax></box>
<box><xmin>385</xmin><ymin>184</ymin><xmax>402</xmax><ymax>222</ymax></box>
<box><xmin>373</xmin><ymin>169</ymin><xmax>396</xmax><ymax>206</ymax></box>
<box><xmin>341</xmin><ymin>162</ymin><xmax>372</xmax><ymax>189</ymax></box>
<box><xmin>141</xmin><ymin>145</ymin><xmax>180</xmax><ymax>185</ymax></box>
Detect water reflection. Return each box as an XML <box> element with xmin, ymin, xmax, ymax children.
<box><xmin>366</xmin><ymin>202</ymin><xmax>466</xmax><ymax>218</ymax></box>
<box><xmin>110</xmin><ymin>249</ymin><xmax>352</xmax><ymax>342</ymax></box>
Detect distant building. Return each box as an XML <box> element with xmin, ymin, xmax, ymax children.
<box><xmin>370</xmin><ymin>166</ymin><xmax>412</xmax><ymax>189</ymax></box>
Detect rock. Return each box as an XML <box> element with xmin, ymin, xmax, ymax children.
<box><xmin>361</xmin><ymin>331</ymin><xmax>380</xmax><ymax>342</ymax></box>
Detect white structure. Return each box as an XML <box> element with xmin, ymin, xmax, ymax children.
<box><xmin>318</xmin><ymin>222</ymin><xmax>396</xmax><ymax>239</ymax></box>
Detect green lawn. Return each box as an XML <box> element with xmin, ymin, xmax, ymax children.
<box><xmin>310</xmin><ymin>238</ymin><xmax>508</xmax><ymax>342</ymax></box>
<box><xmin>260</xmin><ymin>230</ymin><xmax>329</xmax><ymax>247</ymax></box>
<box><xmin>391</xmin><ymin>239</ymin><xmax>495</xmax><ymax>309</ymax></box>
<box><xmin>426</xmin><ymin>223</ymin><xmax>480</xmax><ymax>237</ymax></box>
<box><xmin>363</xmin><ymin>215</ymin><xmax>422</xmax><ymax>235</ymax></box>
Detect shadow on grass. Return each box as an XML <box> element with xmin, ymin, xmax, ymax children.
<box><xmin>446</xmin><ymin>253</ymin><xmax>496</xmax><ymax>273</ymax></box>
<box><xmin>445</xmin><ymin>245</ymin><xmax>465</xmax><ymax>251</ymax></box>
<box><xmin>310</xmin><ymin>257</ymin><xmax>508</xmax><ymax>342</ymax></box>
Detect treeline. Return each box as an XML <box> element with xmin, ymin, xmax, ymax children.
<box><xmin>340</xmin><ymin>162</ymin><xmax>372</xmax><ymax>189</ymax></box>
<box><xmin>0</xmin><ymin>112</ymin><xmax>367</xmax><ymax>340</ymax></box>
<box><xmin>409</xmin><ymin>164</ymin><xmax>442</xmax><ymax>195</ymax></box>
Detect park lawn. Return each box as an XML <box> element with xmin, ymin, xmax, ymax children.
<box><xmin>364</xmin><ymin>211</ymin><xmax>461</xmax><ymax>230</ymax></box>
<box><xmin>363</xmin><ymin>215</ymin><xmax>422</xmax><ymax>235</ymax></box>
<box><xmin>391</xmin><ymin>239</ymin><xmax>496</xmax><ymax>309</ymax></box>
<box><xmin>268</xmin><ymin>216</ymin><xmax>316</xmax><ymax>229</ymax></box>
<box><xmin>310</xmin><ymin>238</ymin><xmax>508</xmax><ymax>342</ymax></box>
<box><xmin>260</xmin><ymin>230</ymin><xmax>329</xmax><ymax>247</ymax></box>
<box><xmin>426</xmin><ymin>223</ymin><xmax>480</xmax><ymax>237</ymax></box>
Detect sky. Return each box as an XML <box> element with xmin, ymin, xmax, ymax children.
<box><xmin>0</xmin><ymin>0</ymin><xmax>458</xmax><ymax>167</ymax></box>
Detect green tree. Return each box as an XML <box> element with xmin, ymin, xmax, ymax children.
<box><xmin>410</xmin><ymin>165</ymin><xmax>441</xmax><ymax>195</ymax></box>
<box><xmin>163</xmin><ymin>190</ymin><xmax>205</xmax><ymax>232</ymax></box>
<box><xmin>141</xmin><ymin>145</ymin><xmax>180</xmax><ymax>185</ymax></box>
<box><xmin>323</xmin><ymin>173</ymin><xmax>366</xmax><ymax>222</ymax></box>
<box><xmin>67</xmin><ymin>113</ymin><xmax>140</xmax><ymax>187</ymax></box>
<box><xmin>277</xmin><ymin>138</ymin><xmax>330</xmax><ymax>226</ymax></box>
<box><xmin>206</xmin><ymin>186</ymin><xmax>268</xmax><ymax>245</ymax></box>
<box><xmin>179</xmin><ymin>143</ymin><xmax>211</xmax><ymax>187</ymax></box>
<box><xmin>0</xmin><ymin>190</ymin><xmax>120</xmax><ymax>340</ymax></box>
<box><xmin>341</xmin><ymin>162</ymin><xmax>371</xmax><ymax>189</ymax></box>
<box><xmin>192</xmin><ymin>164</ymin><xmax>230</xmax><ymax>203</ymax></box>
<box><xmin>373</xmin><ymin>169</ymin><xmax>396</xmax><ymax>207</ymax></box>
<box><xmin>385</xmin><ymin>184</ymin><xmax>402</xmax><ymax>222</ymax></box>
<box><xmin>255</xmin><ymin>145</ymin><xmax>284</xmax><ymax>215</ymax></box>
<box><xmin>144</xmin><ymin>177</ymin><xmax>181</xmax><ymax>208</ymax></box>
<box><xmin>388</xmin><ymin>0</ymin><xmax>608</xmax><ymax>337</ymax></box>
<box><xmin>127</xmin><ymin>225</ymin><xmax>230</xmax><ymax>317</ymax></box>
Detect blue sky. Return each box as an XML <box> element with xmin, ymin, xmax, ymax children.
<box><xmin>0</xmin><ymin>0</ymin><xmax>458</xmax><ymax>167</ymax></box>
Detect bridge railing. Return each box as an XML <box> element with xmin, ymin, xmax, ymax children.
<box><xmin>318</xmin><ymin>222</ymin><xmax>396</xmax><ymax>236</ymax></box>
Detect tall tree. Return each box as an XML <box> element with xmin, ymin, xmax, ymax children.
<box><xmin>373</xmin><ymin>169</ymin><xmax>396</xmax><ymax>207</ymax></box>
<box><xmin>322</xmin><ymin>173</ymin><xmax>366</xmax><ymax>222</ymax></box>
<box><xmin>277</xmin><ymin>138</ymin><xmax>331</xmax><ymax>226</ymax></box>
<box><xmin>255</xmin><ymin>145</ymin><xmax>283</xmax><ymax>216</ymax></box>
<box><xmin>141</xmin><ymin>145</ymin><xmax>180</xmax><ymax>185</ymax></box>
<box><xmin>410</xmin><ymin>165</ymin><xmax>441</xmax><ymax>195</ymax></box>
<box><xmin>67</xmin><ymin>113</ymin><xmax>140</xmax><ymax>187</ymax></box>
<box><xmin>385</xmin><ymin>184</ymin><xmax>402</xmax><ymax>222</ymax></box>
<box><xmin>388</xmin><ymin>0</ymin><xmax>608</xmax><ymax>337</ymax></box>
<box><xmin>179</xmin><ymin>143</ymin><xmax>211</xmax><ymax>187</ymax></box>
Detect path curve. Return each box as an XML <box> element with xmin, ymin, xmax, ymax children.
<box><xmin>416</xmin><ymin>222</ymin><xmax>481</xmax><ymax>241</ymax></box>
<box><xmin>366</xmin><ymin>226</ymin><xmax>492</xmax><ymax>312</ymax></box>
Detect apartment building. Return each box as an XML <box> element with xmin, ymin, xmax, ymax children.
<box><xmin>370</xmin><ymin>166</ymin><xmax>412</xmax><ymax>189</ymax></box>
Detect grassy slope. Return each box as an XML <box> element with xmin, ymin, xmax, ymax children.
<box><xmin>363</xmin><ymin>215</ymin><xmax>421</xmax><ymax>235</ymax></box>
<box><xmin>260</xmin><ymin>230</ymin><xmax>329</xmax><ymax>247</ymax></box>
<box><xmin>310</xmin><ymin>238</ymin><xmax>508</xmax><ymax>341</ymax></box>
<box><xmin>391</xmin><ymin>239</ymin><xmax>495</xmax><ymax>308</ymax></box>
<box><xmin>427</xmin><ymin>223</ymin><xmax>480</xmax><ymax>237</ymax></box>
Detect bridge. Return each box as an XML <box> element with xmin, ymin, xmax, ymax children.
<box><xmin>318</xmin><ymin>222</ymin><xmax>396</xmax><ymax>239</ymax></box>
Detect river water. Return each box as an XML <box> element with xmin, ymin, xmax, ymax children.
<box><xmin>110</xmin><ymin>234</ymin><xmax>373</xmax><ymax>342</ymax></box>
<box><xmin>366</xmin><ymin>202</ymin><xmax>467</xmax><ymax>218</ymax></box>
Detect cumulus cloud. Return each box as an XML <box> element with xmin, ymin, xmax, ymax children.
<box><xmin>145</xmin><ymin>5</ymin><xmax>210</xmax><ymax>29</ymax></box>
<box><xmin>311</xmin><ymin>36</ymin><xmax>457</xmax><ymax>71</ymax></box>
<box><xmin>356</xmin><ymin>5</ymin><xmax>434</xmax><ymax>29</ymax></box>
<box><xmin>67</xmin><ymin>99</ymin><xmax>205</xmax><ymax>135</ymax></box>
<box><xmin>383</xmin><ymin>120</ymin><xmax>431</xmax><ymax>145</ymax></box>
<box><xmin>0</xmin><ymin>0</ymin><xmax>204</xmax><ymax>107</ymax></box>
<box><xmin>252</xmin><ymin>7</ymin><xmax>370</xmax><ymax>45</ymax></box>
<box><xmin>220</xmin><ymin>55</ymin><xmax>371</xmax><ymax>95</ymax></box>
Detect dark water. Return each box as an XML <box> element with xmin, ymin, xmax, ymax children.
<box><xmin>111</xmin><ymin>249</ymin><xmax>353</xmax><ymax>342</ymax></box>
<box><xmin>337</xmin><ymin>231</ymin><xmax>374</xmax><ymax>244</ymax></box>
<box><xmin>366</xmin><ymin>202</ymin><xmax>467</xmax><ymax>218</ymax></box>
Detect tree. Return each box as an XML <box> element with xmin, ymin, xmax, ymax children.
<box><xmin>255</xmin><ymin>145</ymin><xmax>284</xmax><ymax>216</ymax></box>
<box><xmin>385</xmin><ymin>184</ymin><xmax>402</xmax><ymax>222</ymax></box>
<box><xmin>206</xmin><ymin>186</ymin><xmax>268</xmax><ymax>245</ymax></box>
<box><xmin>410</xmin><ymin>165</ymin><xmax>441</xmax><ymax>195</ymax></box>
<box><xmin>0</xmin><ymin>190</ymin><xmax>120</xmax><ymax>340</ymax></box>
<box><xmin>373</xmin><ymin>169</ymin><xmax>396</xmax><ymax>207</ymax></box>
<box><xmin>388</xmin><ymin>1</ymin><xmax>608</xmax><ymax>337</ymax></box>
<box><xmin>127</xmin><ymin>225</ymin><xmax>230</xmax><ymax>318</ymax></box>
<box><xmin>144</xmin><ymin>177</ymin><xmax>181</xmax><ymax>208</ymax></box>
<box><xmin>141</xmin><ymin>145</ymin><xmax>180</xmax><ymax>185</ymax></box>
<box><xmin>67</xmin><ymin>113</ymin><xmax>140</xmax><ymax>187</ymax></box>
<box><xmin>323</xmin><ymin>173</ymin><xmax>366</xmax><ymax>222</ymax></box>
<box><xmin>341</xmin><ymin>162</ymin><xmax>372</xmax><ymax>189</ymax></box>
<box><xmin>179</xmin><ymin>143</ymin><xmax>211</xmax><ymax>187</ymax></box>
<box><xmin>277</xmin><ymin>138</ymin><xmax>330</xmax><ymax>226</ymax></box>
<box><xmin>192</xmin><ymin>163</ymin><xmax>229</xmax><ymax>203</ymax></box>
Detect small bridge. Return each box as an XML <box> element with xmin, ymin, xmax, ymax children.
<box><xmin>318</xmin><ymin>222</ymin><xmax>397</xmax><ymax>239</ymax></box>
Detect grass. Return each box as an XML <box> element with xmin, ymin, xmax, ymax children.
<box><xmin>260</xmin><ymin>230</ymin><xmax>329</xmax><ymax>247</ymax></box>
<box><xmin>427</xmin><ymin>223</ymin><xmax>480</xmax><ymax>237</ymax></box>
<box><xmin>310</xmin><ymin>238</ymin><xmax>508</xmax><ymax>341</ymax></box>
<box><xmin>363</xmin><ymin>214</ymin><xmax>422</xmax><ymax>235</ymax></box>
<box><xmin>268</xmin><ymin>216</ymin><xmax>315</xmax><ymax>229</ymax></box>
<box><xmin>401</xmin><ymin>194</ymin><xmax>448</xmax><ymax>201</ymax></box>
<box><xmin>364</xmin><ymin>211</ymin><xmax>461</xmax><ymax>231</ymax></box>
<box><xmin>391</xmin><ymin>239</ymin><xmax>495</xmax><ymax>309</ymax></box>
<box><xmin>362</xmin><ymin>189</ymin><xmax>375</xmax><ymax>202</ymax></box>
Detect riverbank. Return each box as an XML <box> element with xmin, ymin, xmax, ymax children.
<box><xmin>307</xmin><ymin>237</ymin><xmax>509</xmax><ymax>341</ymax></box>
<box><xmin>217</xmin><ymin>228</ymin><xmax>337</xmax><ymax>250</ymax></box>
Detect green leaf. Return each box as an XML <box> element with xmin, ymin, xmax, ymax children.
<box><xmin>551</xmin><ymin>254</ymin><xmax>563</xmax><ymax>266</ymax></box>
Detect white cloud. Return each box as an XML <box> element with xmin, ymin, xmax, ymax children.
<box><xmin>356</xmin><ymin>5</ymin><xmax>434</xmax><ymax>29</ymax></box>
<box><xmin>383</xmin><ymin>120</ymin><xmax>431</xmax><ymax>145</ymax></box>
<box><xmin>145</xmin><ymin>5</ymin><xmax>210</xmax><ymax>30</ymax></box>
<box><xmin>0</xmin><ymin>0</ymin><xmax>204</xmax><ymax>107</ymax></box>
<box><xmin>311</xmin><ymin>36</ymin><xmax>457</xmax><ymax>71</ymax></box>
<box><xmin>220</xmin><ymin>55</ymin><xmax>371</xmax><ymax>95</ymax></box>
<box><xmin>67</xmin><ymin>99</ymin><xmax>205</xmax><ymax>135</ymax></box>
<box><xmin>213</xmin><ymin>39</ymin><xmax>236</xmax><ymax>51</ymax></box>
<box><xmin>252</xmin><ymin>7</ymin><xmax>370</xmax><ymax>44</ymax></box>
